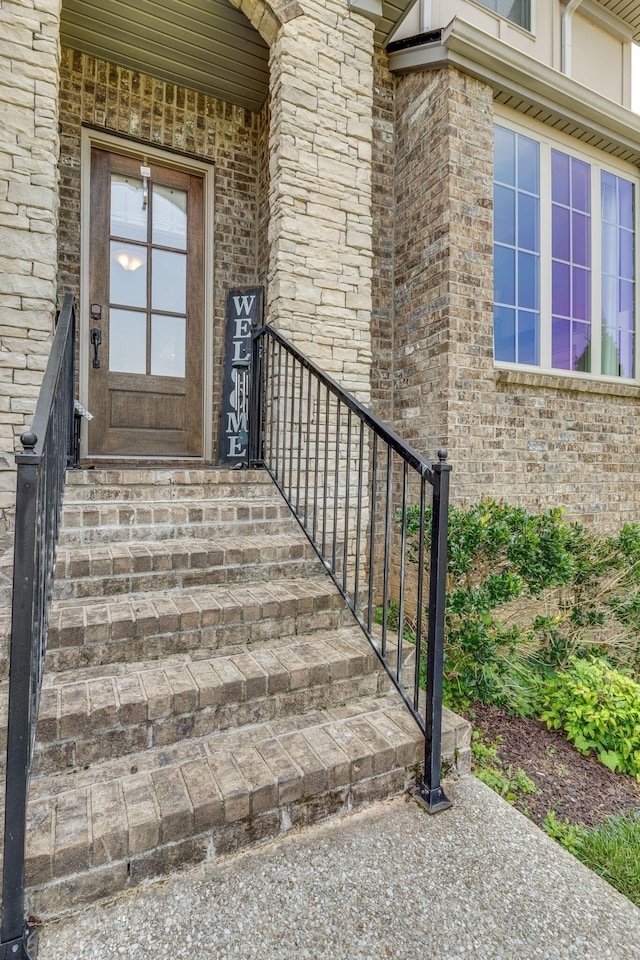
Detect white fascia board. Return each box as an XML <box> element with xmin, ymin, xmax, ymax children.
<box><xmin>388</xmin><ymin>17</ymin><xmax>640</xmax><ymax>166</ymax></box>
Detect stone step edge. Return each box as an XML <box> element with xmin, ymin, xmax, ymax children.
<box><xmin>30</xmin><ymin>632</ymin><xmax>389</xmax><ymax>771</ymax></box>
<box><xmin>24</xmin><ymin>703</ymin><xmax>471</xmax><ymax>918</ymax></box>
<box><xmin>65</xmin><ymin>469</ymin><xmax>273</xmax><ymax>487</ymax></box>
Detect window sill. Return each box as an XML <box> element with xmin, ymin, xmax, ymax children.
<box><xmin>494</xmin><ymin>366</ymin><xmax>640</xmax><ymax>399</ymax></box>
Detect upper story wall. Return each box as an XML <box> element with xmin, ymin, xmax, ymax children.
<box><xmin>392</xmin><ymin>0</ymin><xmax>633</xmax><ymax>107</ymax></box>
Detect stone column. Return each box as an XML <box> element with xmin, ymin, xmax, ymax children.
<box><xmin>266</xmin><ymin>0</ymin><xmax>374</xmax><ymax>401</ymax></box>
<box><xmin>0</xmin><ymin>0</ymin><xmax>61</xmax><ymax>526</ymax></box>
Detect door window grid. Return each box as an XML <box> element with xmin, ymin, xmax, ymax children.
<box><xmin>109</xmin><ymin>174</ymin><xmax>188</xmax><ymax>378</ymax></box>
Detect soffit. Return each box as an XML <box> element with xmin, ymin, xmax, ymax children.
<box><xmin>376</xmin><ymin>0</ymin><xmax>417</xmax><ymax>45</ymax></box>
<box><xmin>60</xmin><ymin>0</ymin><xmax>270</xmax><ymax>112</ymax></box>
<box><xmin>594</xmin><ymin>0</ymin><xmax>640</xmax><ymax>41</ymax></box>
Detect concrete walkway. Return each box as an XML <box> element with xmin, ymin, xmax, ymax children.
<box><xmin>38</xmin><ymin>775</ymin><xmax>640</xmax><ymax>960</ymax></box>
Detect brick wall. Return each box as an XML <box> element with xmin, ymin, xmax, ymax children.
<box><xmin>392</xmin><ymin>65</ymin><xmax>640</xmax><ymax>530</ymax></box>
<box><xmin>0</xmin><ymin>0</ymin><xmax>61</xmax><ymax>527</ymax></box>
<box><xmin>57</xmin><ymin>49</ymin><xmax>262</xmax><ymax>461</ymax></box>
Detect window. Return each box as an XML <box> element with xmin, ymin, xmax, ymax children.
<box><xmin>477</xmin><ymin>0</ymin><xmax>530</xmax><ymax>31</ymax></box>
<box><xmin>493</xmin><ymin>122</ymin><xmax>637</xmax><ymax>379</ymax></box>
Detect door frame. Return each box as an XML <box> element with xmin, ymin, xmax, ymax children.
<box><xmin>79</xmin><ymin>128</ymin><xmax>215</xmax><ymax>461</ymax></box>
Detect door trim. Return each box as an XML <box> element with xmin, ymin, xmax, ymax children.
<box><xmin>79</xmin><ymin>128</ymin><xmax>215</xmax><ymax>461</ymax></box>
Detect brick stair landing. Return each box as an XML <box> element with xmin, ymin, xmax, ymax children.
<box><xmin>14</xmin><ymin>468</ymin><xmax>469</xmax><ymax>919</ymax></box>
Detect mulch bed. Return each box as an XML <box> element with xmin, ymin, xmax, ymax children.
<box><xmin>470</xmin><ymin>704</ymin><xmax>640</xmax><ymax>828</ymax></box>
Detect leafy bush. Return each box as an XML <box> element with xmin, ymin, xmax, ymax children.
<box><xmin>539</xmin><ymin>659</ymin><xmax>640</xmax><ymax>779</ymax></box>
<box><xmin>404</xmin><ymin>499</ymin><xmax>640</xmax><ymax>713</ymax></box>
<box><xmin>406</xmin><ymin>499</ymin><xmax>577</xmax><ymax>712</ymax></box>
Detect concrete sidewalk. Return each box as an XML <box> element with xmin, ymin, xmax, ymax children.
<box><xmin>38</xmin><ymin>775</ymin><xmax>640</xmax><ymax>960</ymax></box>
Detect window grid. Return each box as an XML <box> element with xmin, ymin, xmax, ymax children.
<box><xmin>493</xmin><ymin>120</ymin><xmax>638</xmax><ymax>382</ymax></box>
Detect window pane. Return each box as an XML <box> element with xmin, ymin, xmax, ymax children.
<box><xmin>152</xmin><ymin>185</ymin><xmax>187</xmax><ymax>249</ymax></box>
<box><xmin>495</xmin><ymin>185</ymin><xmax>516</xmax><ymax>244</ymax></box>
<box><xmin>571</xmin><ymin>158</ymin><xmax>590</xmax><ymax>213</ymax></box>
<box><xmin>110</xmin><ymin>241</ymin><xmax>147</xmax><ymax>308</ymax></box>
<box><xmin>495</xmin><ymin>245</ymin><xmax>516</xmax><ymax>305</ymax></box>
<box><xmin>552</xmin><ymin>205</ymin><xmax>570</xmax><ymax>261</ymax></box>
<box><xmin>109</xmin><ymin>309</ymin><xmax>146</xmax><ymax>374</ymax></box>
<box><xmin>494</xmin><ymin>305</ymin><xmax>516</xmax><ymax>361</ymax></box>
<box><xmin>619</xmin><ymin>330</ymin><xmax>634</xmax><ymax>378</ymax></box>
<box><xmin>601</xmin><ymin>172</ymin><xmax>617</xmax><ymax>223</ymax></box>
<box><xmin>518</xmin><ymin>251</ymin><xmax>538</xmax><ymax>310</ymax></box>
<box><xmin>619</xmin><ymin>179</ymin><xmax>634</xmax><ymax>229</ymax></box>
<box><xmin>110</xmin><ymin>175</ymin><xmax>147</xmax><ymax>242</ymax></box>
<box><xmin>494</xmin><ymin>126</ymin><xmax>516</xmax><ymax>186</ymax></box>
<box><xmin>518</xmin><ymin>310</ymin><xmax>539</xmax><ymax>365</ymax></box>
<box><xmin>573</xmin><ymin>321</ymin><xmax>591</xmax><ymax>370</ymax></box>
<box><xmin>552</xmin><ymin>317</ymin><xmax>571</xmax><ymax>369</ymax></box>
<box><xmin>476</xmin><ymin>0</ymin><xmax>530</xmax><ymax>30</ymax></box>
<box><xmin>552</xmin><ymin>150</ymin><xmax>570</xmax><ymax>205</ymax></box>
<box><xmin>152</xmin><ymin>250</ymin><xmax>187</xmax><ymax>314</ymax></box>
<box><xmin>552</xmin><ymin>261</ymin><xmax>570</xmax><ymax>317</ymax></box>
<box><xmin>601</xmin><ymin>222</ymin><xmax>617</xmax><ymax>277</ymax></box>
<box><xmin>601</xmin><ymin>172</ymin><xmax>635</xmax><ymax>378</ymax></box>
<box><xmin>620</xmin><ymin>230</ymin><xmax>634</xmax><ymax>280</ymax></box>
<box><xmin>572</xmin><ymin>266</ymin><xmax>590</xmax><ymax>321</ymax></box>
<box><xmin>517</xmin><ymin>135</ymin><xmax>539</xmax><ymax>194</ymax></box>
<box><xmin>151</xmin><ymin>314</ymin><xmax>186</xmax><ymax>378</ymax></box>
<box><xmin>572</xmin><ymin>212</ymin><xmax>590</xmax><ymax>267</ymax></box>
<box><xmin>518</xmin><ymin>192</ymin><xmax>538</xmax><ymax>251</ymax></box>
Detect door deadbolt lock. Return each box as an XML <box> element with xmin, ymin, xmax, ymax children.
<box><xmin>90</xmin><ymin>327</ymin><xmax>102</xmax><ymax>368</ymax></box>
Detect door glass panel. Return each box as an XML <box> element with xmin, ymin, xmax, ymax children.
<box><xmin>152</xmin><ymin>185</ymin><xmax>187</xmax><ymax>249</ymax></box>
<box><xmin>152</xmin><ymin>250</ymin><xmax>186</xmax><ymax>313</ymax></box>
<box><xmin>151</xmin><ymin>314</ymin><xmax>186</xmax><ymax>377</ymax></box>
<box><xmin>110</xmin><ymin>242</ymin><xmax>147</xmax><ymax>307</ymax></box>
<box><xmin>110</xmin><ymin>175</ymin><xmax>147</xmax><ymax>241</ymax></box>
<box><xmin>109</xmin><ymin>309</ymin><xmax>146</xmax><ymax>373</ymax></box>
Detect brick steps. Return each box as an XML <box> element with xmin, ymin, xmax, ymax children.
<box><xmin>24</xmin><ymin>696</ymin><xmax>473</xmax><ymax>919</ymax></box>
<box><xmin>15</xmin><ymin>467</ymin><xmax>470</xmax><ymax>920</ymax></box>
<box><xmin>53</xmin><ymin>534</ymin><xmax>319</xmax><ymax>599</ymax></box>
<box><xmin>32</xmin><ymin>628</ymin><xmax>386</xmax><ymax>775</ymax></box>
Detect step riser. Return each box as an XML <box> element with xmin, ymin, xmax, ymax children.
<box><xmin>34</xmin><ymin>672</ymin><xmax>386</xmax><ymax>776</ymax></box>
<box><xmin>59</xmin><ymin>514</ymin><xmax>294</xmax><ymax>545</ymax></box>
<box><xmin>46</xmin><ymin>603</ymin><xmax>353</xmax><ymax>672</ymax></box>
<box><xmin>27</xmin><ymin>766</ymin><xmax>419</xmax><ymax>919</ymax></box>
<box><xmin>53</xmin><ymin>557</ymin><xmax>320</xmax><ymax>600</ymax></box>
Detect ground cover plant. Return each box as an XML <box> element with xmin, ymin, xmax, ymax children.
<box><xmin>397</xmin><ymin>498</ymin><xmax>640</xmax><ymax>907</ymax></box>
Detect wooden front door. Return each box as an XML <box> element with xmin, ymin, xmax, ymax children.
<box><xmin>88</xmin><ymin>148</ymin><xmax>204</xmax><ymax>456</ymax></box>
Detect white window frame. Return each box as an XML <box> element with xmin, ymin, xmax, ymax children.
<box><xmin>493</xmin><ymin>107</ymin><xmax>640</xmax><ymax>384</ymax></box>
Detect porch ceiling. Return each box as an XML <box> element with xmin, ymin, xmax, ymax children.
<box><xmin>60</xmin><ymin>0</ymin><xmax>270</xmax><ymax>112</ymax></box>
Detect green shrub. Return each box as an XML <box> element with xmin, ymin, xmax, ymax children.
<box><xmin>471</xmin><ymin>730</ymin><xmax>537</xmax><ymax>806</ymax></box>
<box><xmin>406</xmin><ymin>499</ymin><xmax>577</xmax><ymax>712</ymax></box>
<box><xmin>539</xmin><ymin>659</ymin><xmax>640</xmax><ymax>779</ymax></box>
<box><xmin>403</xmin><ymin>499</ymin><xmax>640</xmax><ymax>713</ymax></box>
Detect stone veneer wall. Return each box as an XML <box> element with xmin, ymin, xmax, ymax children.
<box><xmin>0</xmin><ymin>0</ymin><xmax>61</xmax><ymax>527</ymax></box>
<box><xmin>57</xmin><ymin>49</ymin><xmax>262</xmax><ymax>461</ymax></box>
<box><xmin>266</xmin><ymin>0</ymin><xmax>374</xmax><ymax>400</ymax></box>
<box><xmin>393</xmin><ymin>65</ymin><xmax>640</xmax><ymax>529</ymax></box>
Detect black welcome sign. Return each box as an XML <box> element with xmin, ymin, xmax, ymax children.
<box><xmin>218</xmin><ymin>287</ymin><xmax>263</xmax><ymax>465</ymax></box>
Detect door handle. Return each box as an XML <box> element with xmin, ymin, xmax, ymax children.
<box><xmin>90</xmin><ymin>328</ymin><xmax>102</xmax><ymax>369</ymax></box>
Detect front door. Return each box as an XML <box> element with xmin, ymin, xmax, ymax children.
<box><xmin>87</xmin><ymin>148</ymin><xmax>204</xmax><ymax>456</ymax></box>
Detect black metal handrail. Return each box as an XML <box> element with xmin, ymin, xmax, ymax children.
<box><xmin>250</xmin><ymin>324</ymin><xmax>452</xmax><ymax>813</ymax></box>
<box><xmin>1</xmin><ymin>294</ymin><xmax>76</xmax><ymax>959</ymax></box>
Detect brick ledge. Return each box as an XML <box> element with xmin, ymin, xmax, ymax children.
<box><xmin>494</xmin><ymin>368</ymin><xmax>640</xmax><ymax>400</ymax></box>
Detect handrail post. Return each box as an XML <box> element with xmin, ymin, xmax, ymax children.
<box><xmin>1</xmin><ymin>449</ymin><xmax>39</xmax><ymax>956</ymax></box>
<box><xmin>412</xmin><ymin>449</ymin><xmax>452</xmax><ymax>814</ymax></box>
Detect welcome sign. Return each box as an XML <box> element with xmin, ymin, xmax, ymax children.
<box><xmin>219</xmin><ymin>287</ymin><xmax>264</xmax><ymax>465</ymax></box>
